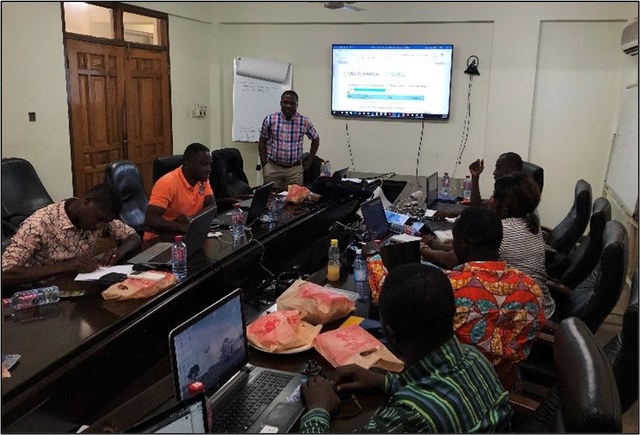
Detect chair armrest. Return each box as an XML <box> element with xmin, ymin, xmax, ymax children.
<box><xmin>547</xmin><ymin>279</ymin><xmax>572</xmax><ymax>296</ymax></box>
<box><xmin>537</xmin><ymin>327</ymin><xmax>557</xmax><ymax>342</ymax></box>
<box><xmin>1</xmin><ymin>218</ymin><xmax>19</xmax><ymax>237</ymax></box>
<box><xmin>509</xmin><ymin>392</ymin><xmax>541</xmax><ymax>415</ymax></box>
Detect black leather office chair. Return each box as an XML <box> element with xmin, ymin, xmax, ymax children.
<box><xmin>302</xmin><ymin>152</ymin><xmax>325</xmax><ymax>188</ymax></box>
<box><xmin>520</xmin><ymin>220</ymin><xmax>628</xmax><ymax>386</ymax></box>
<box><xmin>210</xmin><ymin>148</ymin><xmax>253</xmax><ymax>200</ymax></box>
<box><xmin>511</xmin><ymin>317</ymin><xmax>622</xmax><ymax>432</ymax></box>
<box><xmin>547</xmin><ymin>197</ymin><xmax>611</xmax><ymax>288</ymax></box>
<box><xmin>604</xmin><ymin>269</ymin><xmax>638</xmax><ymax>413</ymax></box>
<box><xmin>1</xmin><ymin>157</ymin><xmax>54</xmax><ymax>236</ymax></box>
<box><xmin>152</xmin><ymin>155</ymin><xmax>183</xmax><ymax>183</ymax></box>
<box><xmin>545</xmin><ymin>179</ymin><xmax>592</xmax><ymax>256</ymax></box>
<box><xmin>1</xmin><ymin>227</ymin><xmax>12</xmax><ymax>254</ymax></box>
<box><xmin>379</xmin><ymin>240</ymin><xmax>421</xmax><ymax>271</ymax></box>
<box><xmin>521</xmin><ymin>161</ymin><xmax>544</xmax><ymax>194</ymax></box>
<box><xmin>104</xmin><ymin>160</ymin><xmax>149</xmax><ymax>233</ymax></box>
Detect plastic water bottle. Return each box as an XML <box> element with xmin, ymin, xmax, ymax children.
<box><xmin>353</xmin><ymin>249</ymin><xmax>369</xmax><ymax>302</ymax></box>
<box><xmin>327</xmin><ymin>239</ymin><xmax>341</xmax><ymax>281</ymax></box>
<box><xmin>231</xmin><ymin>203</ymin><xmax>246</xmax><ymax>241</ymax></box>
<box><xmin>255</xmin><ymin>164</ymin><xmax>263</xmax><ymax>185</ymax></box>
<box><xmin>463</xmin><ymin>175</ymin><xmax>472</xmax><ymax>200</ymax></box>
<box><xmin>441</xmin><ymin>172</ymin><xmax>450</xmax><ymax>196</ymax></box>
<box><xmin>267</xmin><ymin>192</ymin><xmax>278</xmax><ymax>223</ymax></box>
<box><xmin>171</xmin><ymin>235</ymin><xmax>188</xmax><ymax>280</ymax></box>
<box><xmin>324</xmin><ymin>160</ymin><xmax>332</xmax><ymax>176</ymax></box>
<box><xmin>2</xmin><ymin>286</ymin><xmax>60</xmax><ymax>310</ymax></box>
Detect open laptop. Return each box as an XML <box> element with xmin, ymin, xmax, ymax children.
<box><xmin>125</xmin><ymin>394</ymin><xmax>208</xmax><ymax>433</ymax></box>
<box><xmin>216</xmin><ymin>182</ymin><xmax>273</xmax><ymax>227</ymax></box>
<box><xmin>426</xmin><ymin>172</ymin><xmax>466</xmax><ymax>215</ymax></box>
<box><xmin>332</xmin><ymin>167</ymin><xmax>349</xmax><ymax>181</ymax></box>
<box><xmin>169</xmin><ymin>289</ymin><xmax>305</xmax><ymax>433</ymax></box>
<box><xmin>127</xmin><ymin>205</ymin><xmax>217</xmax><ymax>265</ymax></box>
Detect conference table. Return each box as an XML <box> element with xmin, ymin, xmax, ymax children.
<box><xmin>1</xmin><ymin>172</ymin><xmax>420</xmax><ymax>432</ymax></box>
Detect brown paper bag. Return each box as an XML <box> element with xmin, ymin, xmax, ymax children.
<box><xmin>101</xmin><ymin>271</ymin><xmax>177</xmax><ymax>300</ymax></box>
<box><xmin>276</xmin><ymin>280</ymin><xmax>355</xmax><ymax>325</ymax></box>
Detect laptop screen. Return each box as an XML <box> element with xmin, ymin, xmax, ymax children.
<box><xmin>169</xmin><ymin>290</ymin><xmax>247</xmax><ymax>401</ymax></box>
<box><xmin>125</xmin><ymin>394</ymin><xmax>207</xmax><ymax>433</ymax></box>
<box><xmin>246</xmin><ymin>182</ymin><xmax>273</xmax><ymax>225</ymax></box>
<box><xmin>360</xmin><ymin>197</ymin><xmax>390</xmax><ymax>240</ymax></box>
<box><xmin>426</xmin><ymin>172</ymin><xmax>439</xmax><ymax>209</ymax></box>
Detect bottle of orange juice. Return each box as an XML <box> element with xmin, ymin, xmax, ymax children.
<box><xmin>327</xmin><ymin>239</ymin><xmax>341</xmax><ymax>281</ymax></box>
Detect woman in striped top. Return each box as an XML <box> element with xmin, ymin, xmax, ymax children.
<box><xmin>492</xmin><ymin>172</ymin><xmax>556</xmax><ymax>318</ymax></box>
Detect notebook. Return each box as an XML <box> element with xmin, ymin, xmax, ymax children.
<box><xmin>168</xmin><ymin>289</ymin><xmax>305</xmax><ymax>433</ymax></box>
<box><xmin>216</xmin><ymin>182</ymin><xmax>273</xmax><ymax>227</ymax></box>
<box><xmin>426</xmin><ymin>172</ymin><xmax>466</xmax><ymax>215</ymax></box>
<box><xmin>125</xmin><ymin>394</ymin><xmax>208</xmax><ymax>433</ymax></box>
<box><xmin>127</xmin><ymin>205</ymin><xmax>217</xmax><ymax>265</ymax></box>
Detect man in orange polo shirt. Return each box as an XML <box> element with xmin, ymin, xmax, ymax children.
<box><xmin>144</xmin><ymin>143</ymin><xmax>215</xmax><ymax>241</ymax></box>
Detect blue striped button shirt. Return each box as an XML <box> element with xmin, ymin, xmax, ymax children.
<box><xmin>260</xmin><ymin>111</ymin><xmax>319</xmax><ymax>166</ymax></box>
<box><xmin>300</xmin><ymin>336</ymin><xmax>512</xmax><ymax>433</ymax></box>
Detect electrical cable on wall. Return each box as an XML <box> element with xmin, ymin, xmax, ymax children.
<box><xmin>345</xmin><ymin>118</ymin><xmax>356</xmax><ymax>170</ymax></box>
<box><xmin>415</xmin><ymin>117</ymin><xmax>426</xmax><ymax>188</ymax></box>
<box><xmin>453</xmin><ymin>55</ymin><xmax>480</xmax><ymax>177</ymax></box>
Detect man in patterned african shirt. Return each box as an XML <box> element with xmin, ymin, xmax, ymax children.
<box><xmin>2</xmin><ymin>183</ymin><xmax>140</xmax><ymax>290</ymax></box>
<box><xmin>447</xmin><ymin>206</ymin><xmax>545</xmax><ymax>391</ymax></box>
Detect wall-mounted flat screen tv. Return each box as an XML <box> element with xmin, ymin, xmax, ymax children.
<box><xmin>331</xmin><ymin>44</ymin><xmax>454</xmax><ymax>120</ymax></box>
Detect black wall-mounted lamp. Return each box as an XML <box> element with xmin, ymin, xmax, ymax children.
<box><xmin>464</xmin><ymin>55</ymin><xmax>480</xmax><ymax>76</ymax></box>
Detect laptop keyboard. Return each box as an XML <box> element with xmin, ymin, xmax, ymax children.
<box><xmin>210</xmin><ymin>371</ymin><xmax>293</xmax><ymax>432</ymax></box>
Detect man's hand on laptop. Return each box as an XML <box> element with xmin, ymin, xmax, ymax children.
<box><xmin>174</xmin><ymin>214</ymin><xmax>191</xmax><ymax>234</ymax></box>
<box><xmin>302</xmin><ymin>375</ymin><xmax>340</xmax><ymax>414</ymax></box>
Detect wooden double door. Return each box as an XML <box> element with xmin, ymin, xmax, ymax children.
<box><xmin>66</xmin><ymin>39</ymin><xmax>172</xmax><ymax>196</ymax></box>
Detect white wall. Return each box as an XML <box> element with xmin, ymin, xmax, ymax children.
<box><xmin>1</xmin><ymin>2</ymin><xmax>214</xmax><ymax>200</ymax></box>
<box><xmin>212</xmin><ymin>2</ymin><xmax>637</xmax><ymax>227</ymax></box>
<box><xmin>2</xmin><ymin>1</ymin><xmax>637</xmax><ymax>229</ymax></box>
<box><xmin>2</xmin><ymin>2</ymin><xmax>72</xmax><ymax>202</ymax></box>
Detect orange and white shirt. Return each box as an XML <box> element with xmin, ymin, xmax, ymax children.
<box><xmin>143</xmin><ymin>166</ymin><xmax>213</xmax><ymax>241</ymax></box>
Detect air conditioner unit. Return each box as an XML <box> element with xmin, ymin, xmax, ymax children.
<box><xmin>621</xmin><ymin>19</ymin><xmax>638</xmax><ymax>56</ymax></box>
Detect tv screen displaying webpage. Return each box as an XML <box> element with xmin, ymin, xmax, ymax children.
<box><xmin>331</xmin><ymin>44</ymin><xmax>454</xmax><ymax>120</ymax></box>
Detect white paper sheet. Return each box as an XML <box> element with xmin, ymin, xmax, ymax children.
<box><xmin>74</xmin><ymin>265</ymin><xmax>134</xmax><ymax>281</ymax></box>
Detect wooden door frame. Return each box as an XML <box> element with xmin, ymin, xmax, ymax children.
<box><xmin>61</xmin><ymin>2</ymin><xmax>173</xmax><ymax>196</ymax></box>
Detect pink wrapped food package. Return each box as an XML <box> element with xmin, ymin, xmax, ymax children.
<box><xmin>276</xmin><ymin>280</ymin><xmax>355</xmax><ymax>325</ymax></box>
<box><xmin>246</xmin><ymin>310</ymin><xmax>321</xmax><ymax>353</ymax></box>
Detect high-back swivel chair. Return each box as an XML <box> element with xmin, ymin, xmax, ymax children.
<box><xmin>1</xmin><ymin>157</ymin><xmax>54</xmax><ymax>236</ymax></box>
<box><xmin>104</xmin><ymin>160</ymin><xmax>149</xmax><ymax>233</ymax></box>
<box><xmin>210</xmin><ymin>148</ymin><xmax>252</xmax><ymax>199</ymax></box>
<box><xmin>522</xmin><ymin>161</ymin><xmax>544</xmax><ymax>194</ymax></box>
<box><xmin>545</xmin><ymin>179</ymin><xmax>592</xmax><ymax>255</ymax></box>
<box><xmin>152</xmin><ymin>155</ymin><xmax>183</xmax><ymax>183</ymax></box>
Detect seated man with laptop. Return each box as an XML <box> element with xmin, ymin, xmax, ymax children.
<box><xmin>144</xmin><ymin>142</ymin><xmax>216</xmax><ymax>241</ymax></box>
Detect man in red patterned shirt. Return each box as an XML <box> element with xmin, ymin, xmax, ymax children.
<box><xmin>2</xmin><ymin>184</ymin><xmax>140</xmax><ymax>290</ymax></box>
<box><xmin>447</xmin><ymin>206</ymin><xmax>546</xmax><ymax>391</ymax></box>
<box><xmin>258</xmin><ymin>90</ymin><xmax>320</xmax><ymax>191</ymax></box>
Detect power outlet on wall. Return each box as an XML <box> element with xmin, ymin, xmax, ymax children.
<box><xmin>192</xmin><ymin>104</ymin><xmax>207</xmax><ymax>118</ymax></box>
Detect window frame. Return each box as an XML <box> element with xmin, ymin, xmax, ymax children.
<box><xmin>61</xmin><ymin>1</ymin><xmax>168</xmax><ymax>51</ymax></box>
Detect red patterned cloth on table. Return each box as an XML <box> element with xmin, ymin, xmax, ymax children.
<box><xmin>447</xmin><ymin>260</ymin><xmax>546</xmax><ymax>391</ymax></box>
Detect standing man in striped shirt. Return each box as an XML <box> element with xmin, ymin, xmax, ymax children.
<box><xmin>300</xmin><ymin>264</ymin><xmax>511</xmax><ymax>433</ymax></box>
<box><xmin>258</xmin><ymin>90</ymin><xmax>320</xmax><ymax>191</ymax></box>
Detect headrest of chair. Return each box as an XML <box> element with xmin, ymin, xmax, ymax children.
<box><xmin>152</xmin><ymin>155</ymin><xmax>183</xmax><ymax>183</ymax></box>
<box><xmin>1</xmin><ymin>157</ymin><xmax>54</xmax><ymax>219</ymax></box>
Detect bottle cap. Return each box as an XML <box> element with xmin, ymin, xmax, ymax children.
<box><xmin>175</xmin><ymin>235</ymin><xmax>183</xmax><ymax>242</ymax></box>
<box><xmin>355</xmin><ymin>248</ymin><xmax>362</xmax><ymax>254</ymax></box>
<box><xmin>188</xmin><ymin>381</ymin><xmax>204</xmax><ymax>394</ymax></box>
<box><xmin>330</xmin><ymin>239</ymin><xmax>338</xmax><ymax>245</ymax></box>
<box><xmin>2</xmin><ymin>299</ymin><xmax>10</xmax><ymax>308</ymax></box>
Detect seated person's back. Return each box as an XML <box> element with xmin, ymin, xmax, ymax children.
<box><xmin>446</xmin><ymin>206</ymin><xmax>546</xmax><ymax>391</ymax></box>
<box><xmin>300</xmin><ymin>263</ymin><xmax>512</xmax><ymax>433</ymax></box>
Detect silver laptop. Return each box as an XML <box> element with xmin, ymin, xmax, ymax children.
<box><xmin>125</xmin><ymin>394</ymin><xmax>208</xmax><ymax>433</ymax></box>
<box><xmin>128</xmin><ymin>205</ymin><xmax>217</xmax><ymax>265</ymax></box>
<box><xmin>169</xmin><ymin>289</ymin><xmax>305</xmax><ymax>433</ymax></box>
